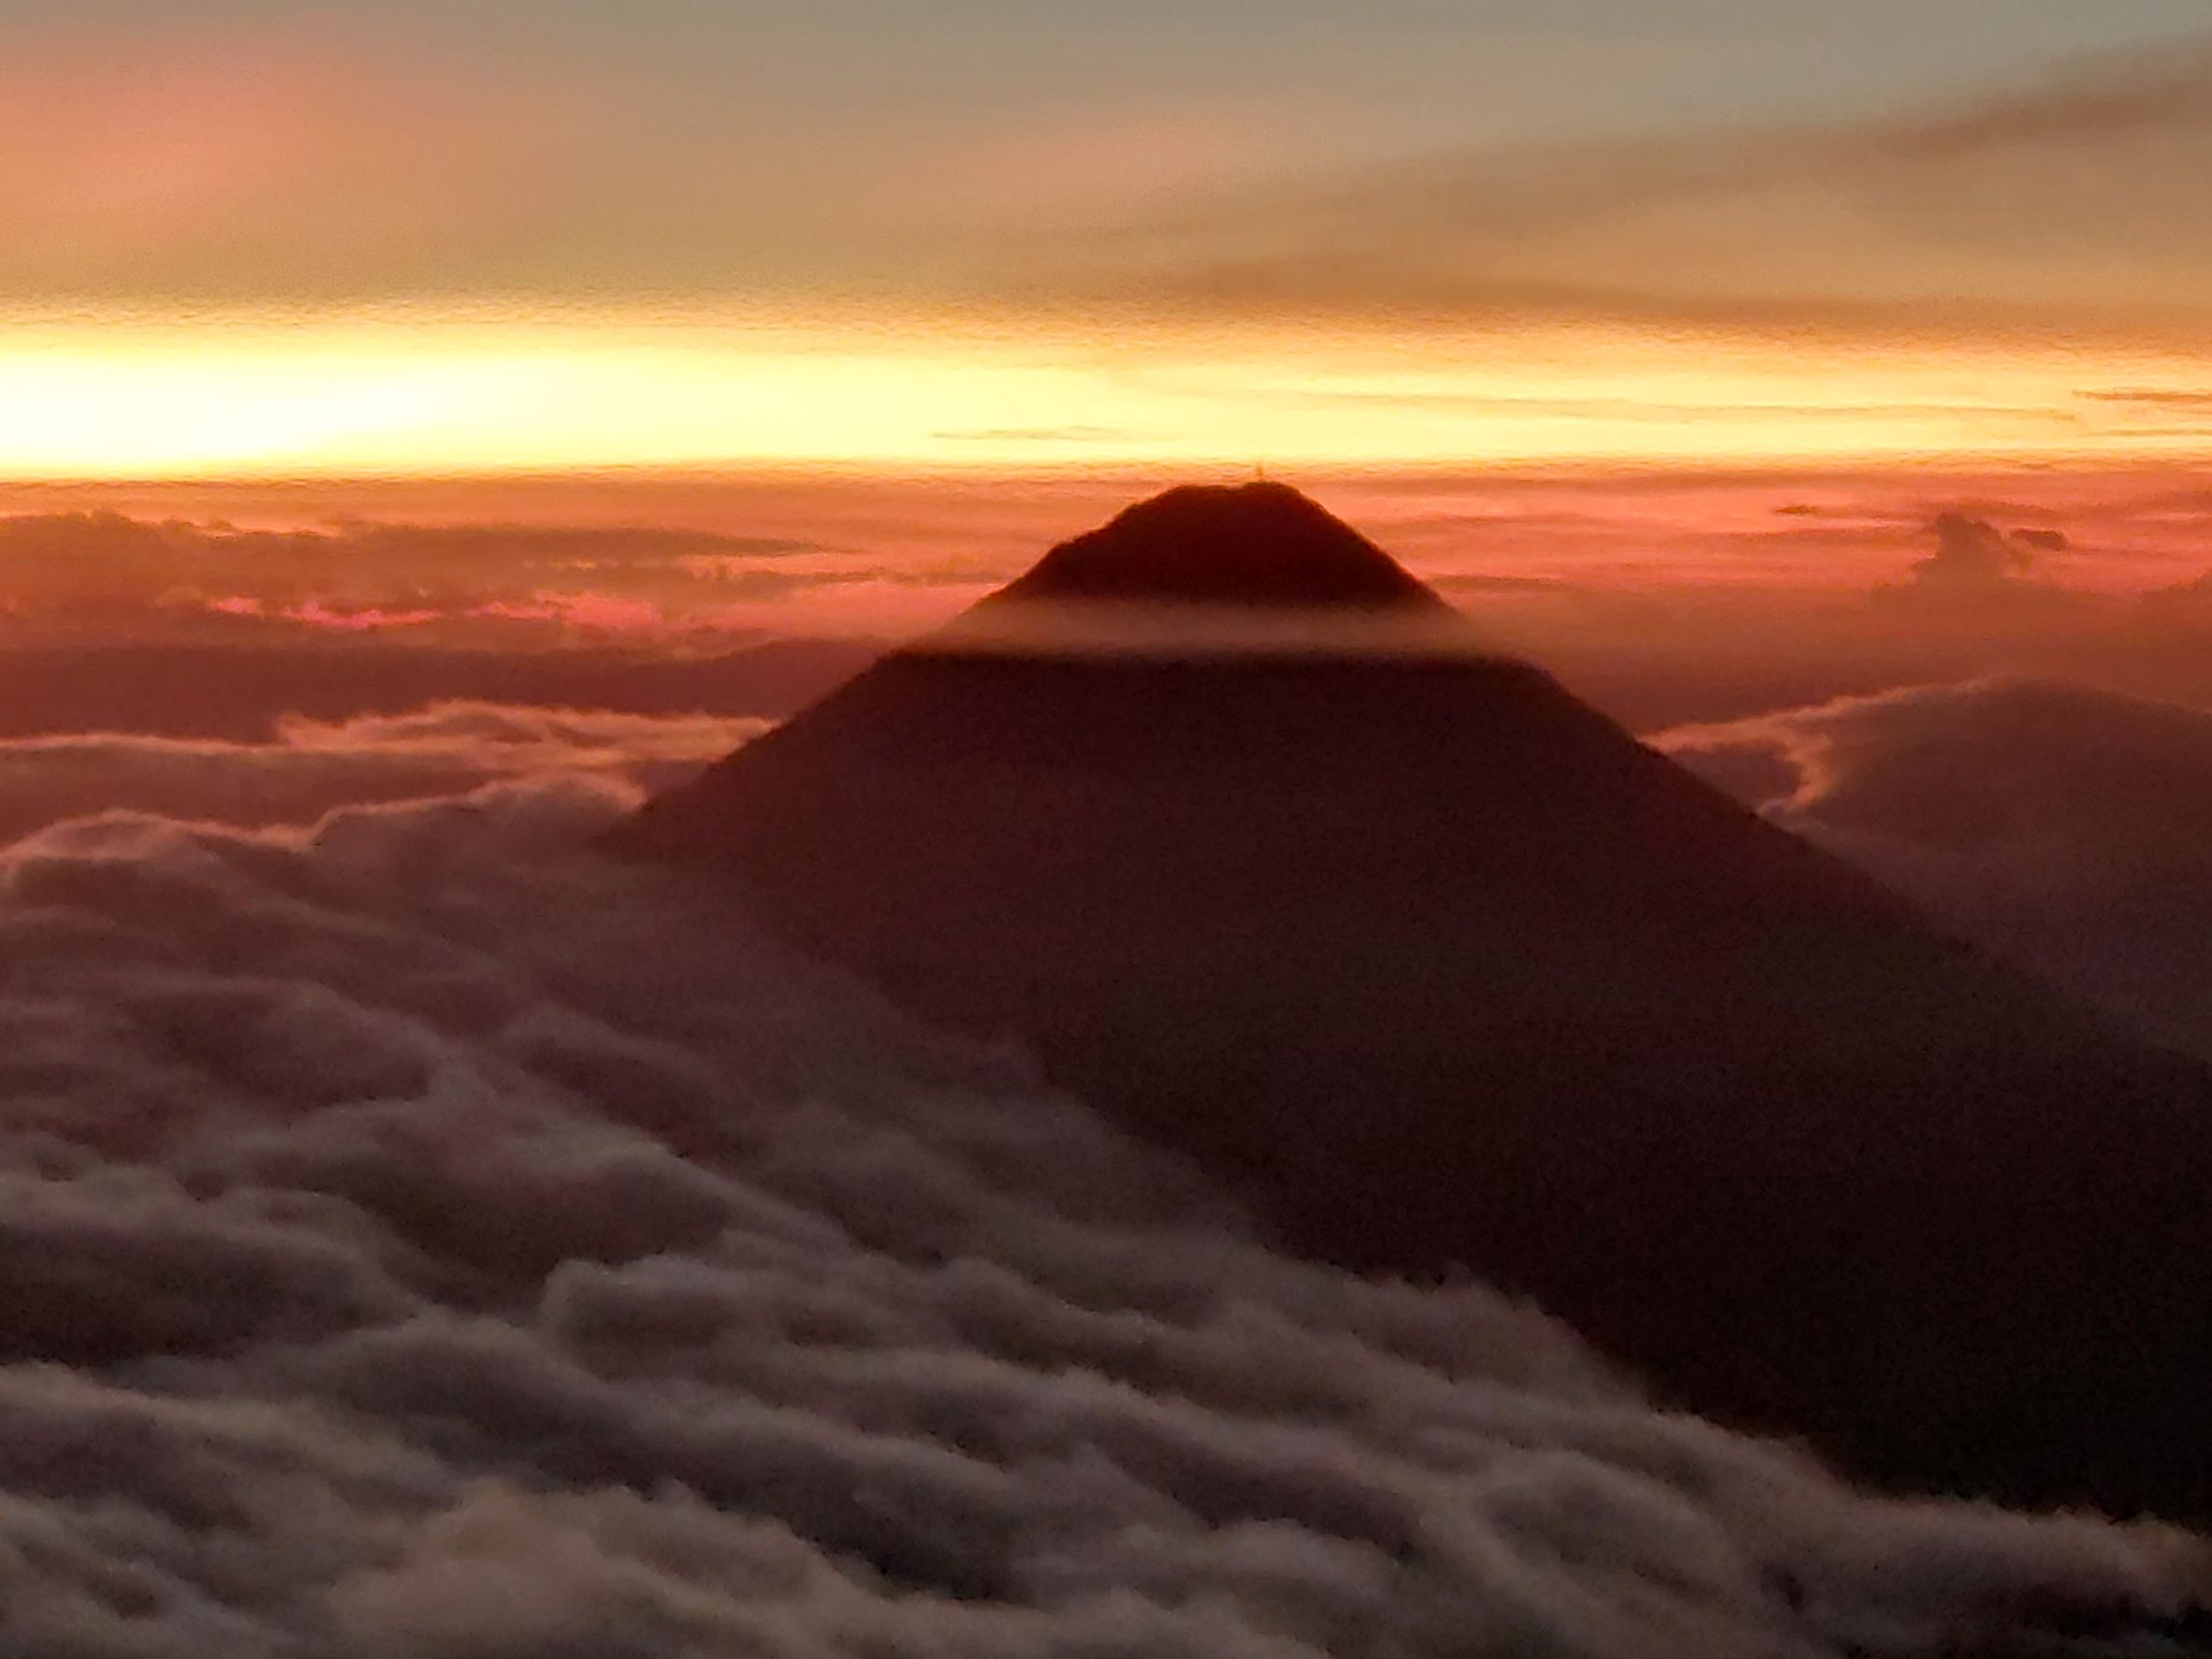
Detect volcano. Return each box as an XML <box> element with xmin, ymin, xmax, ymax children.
<box><xmin>616</xmin><ymin>483</ymin><xmax>2212</xmax><ymax>1517</ymax></box>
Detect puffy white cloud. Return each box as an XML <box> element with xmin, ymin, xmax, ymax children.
<box><xmin>1897</xmin><ymin>516</ymin><xmax>2038</xmax><ymax>589</ymax></box>
<box><xmin>1868</xmin><ymin>515</ymin><xmax>2081</xmax><ymax>612</ymax></box>
<box><xmin>1656</xmin><ymin>677</ymin><xmax>2212</xmax><ymax>1058</ymax></box>
<box><xmin>0</xmin><ymin>769</ymin><xmax>2194</xmax><ymax>1655</ymax></box>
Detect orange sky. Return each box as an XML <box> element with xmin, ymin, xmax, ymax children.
<box><xmin>2</xmin><ymin>303</ymin><xmax>2210</xmax><ymax>483</ymax></box>
<box><xmin>5</xmin><ymin>27</ymin><xmax>2210</xmax><ymax>484</ymax></box>
<box><xmin>1</xmin><ymin>10</ymin><xmax>2208</xmax><ymax>625</ymax></box>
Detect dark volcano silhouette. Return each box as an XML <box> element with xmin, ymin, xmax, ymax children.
<box><xmin>616</xmin><ymin>483</ymin><xmax>2212</xmax><ymax>1518</ymax></box>
<box><xmin>987</xmin><ymin>480</ymin><xmax>1448</xmax><ymax>609</ymax></box>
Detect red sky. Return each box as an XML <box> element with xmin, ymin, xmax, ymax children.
<box><xmin>4</xmin><ymin>460</ymin><xmax>2207</xmax><ymax>632</ymax></box>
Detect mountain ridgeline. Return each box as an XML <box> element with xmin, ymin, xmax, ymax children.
<box><xmin>614</xmin><ymin>483</ymin><xmax>2212</xmax><ymax>1518</ymax></box>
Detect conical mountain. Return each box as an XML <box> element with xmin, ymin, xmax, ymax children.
<box><xmin>988</xmin><ymin>479</ymin><xmax>1448</xmax><ymax>608</ymax></box>
<box><xmin>615</xmin><ymin>483</ymin><xmax>2212</xmax><ymax>1519</ymax></box>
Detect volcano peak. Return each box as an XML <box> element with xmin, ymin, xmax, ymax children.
<box><xmin>992</xmin><ymin>481</ymin><xmax>1448</xmax><ymax>611</ymax></box>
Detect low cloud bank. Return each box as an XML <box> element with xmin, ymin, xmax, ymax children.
<box><xmin>0</xmin><ymin>764</ymin><xmax>2198</xmax><ymax>1654</ymax></box>
<box><xmin>0</xmin><ymin>513</ymin><xmax>829</xmax><ymax>621</ymax></box>
<box><xmin>1658</xmin><ymin>677</ymin><xmax>2212</xmax><ymax>1059</ymax></box>
<box><xmin>0</xmin><ymin>701</ymin><xmax>759</xmax><ymax>840</ymax></box>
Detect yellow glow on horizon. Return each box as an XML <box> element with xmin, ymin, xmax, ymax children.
<box><xmin>3</xmin><ymin>303</ymin><xmax>2208</xmax><ymax>479</ymax></box>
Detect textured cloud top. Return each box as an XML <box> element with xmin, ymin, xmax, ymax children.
<box><xmin>0</xmin><ymin>761</ymin><xmax>2199</xmax><ymax>1655</ymax></box>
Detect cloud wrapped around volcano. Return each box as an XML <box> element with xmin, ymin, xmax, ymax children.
<box><xmin>1657</xmin><ymin>677</ymin><xmax>2212</xmax><ymax>1058</ymax></box>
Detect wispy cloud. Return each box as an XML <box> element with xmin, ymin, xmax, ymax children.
<box><xmin>2081</xmin><ymin>389</ymin><xmax>2212</xmax><ymax>409</ymax></box>
<box><xmin>0</xmin><ymin>512</ymin><xmax>850</xmax><ymax>641</ymax></box>
<box><xmin>929</xmin><ymin>426</ymin><xmax>1136</xmax><ymax>444</ymax></box>
<box><xmin>1054</xmin><ymin>51</ymin><xmax>2212</xmax><ymax>340</ymax></box>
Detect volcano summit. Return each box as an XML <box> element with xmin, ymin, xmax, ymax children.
<box><xmin>618</xmin><ymin>483</ymin><xmax>2212</xmax><ymax>1518</ymax></box>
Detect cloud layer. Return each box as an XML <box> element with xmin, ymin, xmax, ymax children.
<box><xmin>0</xmin><ymin>513</ymin><xmax>858</xmax><ymax>644</ymax></box>
<box><xmin>1658</xmin><ymin>677</ymin><xmax>2212</xmax><ymax>1059</ymax></box>
<box><xmin>0</xmin><ymin>702</ymin><xmax>759</xmax><ymax>840</ymax></box>
<box><xmin>0</xmin><ymin>753</ymin><xmax>2198</xmax><ymax>1653</ymax></box>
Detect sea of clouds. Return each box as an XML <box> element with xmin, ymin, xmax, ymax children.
<box><xmin>0</xmin><ymin>706</ymin><xmax>2204</xmax><ymax>1656</ymax></box>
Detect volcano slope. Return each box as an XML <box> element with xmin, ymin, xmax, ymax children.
<box><xmin>615</xmin><ymin>483</ymin><xmax>2212</xmax><ymax>1519</ymax></box>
